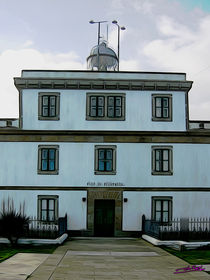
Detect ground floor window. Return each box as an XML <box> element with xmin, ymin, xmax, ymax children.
<box><xmin>152</xmin><ymin>196</ymin><xmax>172</xmax><ymax>224</ymax></box>
<box><xmin>37</xmin><ymin>195</ymin><xmax>58</xmax><ymax>222</ymax></box>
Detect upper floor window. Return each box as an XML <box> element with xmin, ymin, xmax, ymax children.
<box><xmin>152</xmin><ymin>197</ymin><xmax>172</xmax><ymax>224</ymax></box>
<box><xmin>38</xmin><ymin>195</ymin><xmax>58</xmax><ymax>222</ymax></box>
<box><xmin>89</xmin><ymin>96</ymin><xmax>105</xmax><ymax>117</ymax></box>
<box><xmin>38</xmin><ymin>92</ymin><xmax>60</xmax><ymax>120</ymax></box>
<box><xmin>152</xmin><ymin>146</ymin><xmax>173</xmax><ymax>175</ymax></box>
<box><xmin>86</xmin><ymin>93</ymin><xmax>125</xmax><ymax>120</ymax></box>
<box><xmin>152</xmin><ymin>94</ymin><xmax>172</xmax><ymax>121</ymax></box>
<box><xmin>38</xmin><ymin>145</ymin><xmax>59</xmax><ymax>175</ymax></box>
<box><xmin>95</xmin><ymin>145</ymin><xmax>116</xmax><ymax>175</ymax></box>
<box><xmin>107</xmin><ymin>96</ymin><xmax>122</xmax><ymax>118</ymax></box>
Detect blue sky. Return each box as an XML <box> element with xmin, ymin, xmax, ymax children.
<box><xmin>177</xmin><ymin>0</ymin><xmax>210</xmax><ymax>11</ymax></box>
<box><xmin>1</xmin><ymin>0</ymin><xmax>210</xmax><ymax>119</ymax></box>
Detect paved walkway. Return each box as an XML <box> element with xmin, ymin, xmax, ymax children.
<box><xmin>0</xmin><ymin>253</ymin><xmax>49</xmax><ymax>280</ymax></box>
<box><xmin>27</xmin><ymin>238</ymin><xmax>210</xmax><ymax>280</ymax></box>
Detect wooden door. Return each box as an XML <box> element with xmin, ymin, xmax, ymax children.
<box><xmin>94</xmin><ymin>200</ymin><xmax>115</xmax><ymax>237</ymax></box>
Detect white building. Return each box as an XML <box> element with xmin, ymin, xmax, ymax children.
<box><xmin>0</xmin><ymin>42</ymin><xmax>210</xmax><ymax>237</ymax></box>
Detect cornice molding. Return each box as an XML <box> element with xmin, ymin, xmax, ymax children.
<box><xmin>0</xmin><ymin>186</ymin><xmax>210</xmax><ymax>191</ymax></box>
<box><xmin>0</xmin><ymin>130</ymin><xmax>210</xmax><ymax>143</ymax></box>
<box><xmin>14</xmin><ymin>78</ymin><xmax>193</xmax><ymax>92</ymax></box>
<box><xmin>0</xmin><ymin>130</ymin><xmax>210</xmax><ymax>135</ymax></box>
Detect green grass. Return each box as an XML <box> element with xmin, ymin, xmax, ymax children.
<box><xmin>162</xmin><ymin>246</ymin><xmax>210</xmax><ymax>265</ymax></box>
<box><xmin>0</xmin><ymin>244</ymin><xmax>58</xmax><ymax>263</ymax></box>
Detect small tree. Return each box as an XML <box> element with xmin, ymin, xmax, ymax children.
<box><xmin>0</xmin><ymin>198</ymin><xmax>29</xmax><ymax>246</ymax></box>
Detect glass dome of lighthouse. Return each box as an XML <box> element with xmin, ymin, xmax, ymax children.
<box><xmin>87</xmin><ymin>41</ymin><xmax>118</xmax><ymax>71</ymax></box>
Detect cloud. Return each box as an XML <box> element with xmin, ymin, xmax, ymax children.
<box><xmin>120</xmin><ymin>59</ymin><xmax>140</xmax><ymax>71</ymax></box>
<box><xmin>156</xmin><ymin>16</ymin><xmax>196</xmax><ymax>44</ymax></box>
<box><xmin>0</xmin><ymin>48</ymin><xmax>85</xmax><ymax>117</ymax></box>
<box><xmin>22</xmin><ymin>40</ymin><xmax>34</xmax><ymax>48</ymax></box>
<box><xmin>142</xmin><ymin>14</ymin><xmax>210</xmax><ymax>120</ymax></box>
<box><xmin>109</xmin><ymin>0</ymin><xmax>125</xmax><ymax>15</ymax></box>
<box><xmin>131</xmin><ymin>0</ymin><xmax>155</xmax><ymax>14</ymax></box>
<box><xmin>1</xmin><ymin>0</ymin><xmax>210</xmax><ymax>120</ymax></box>
<box><xmin>0</xmin><ymin>45</ymin><xmax>139</xmax><ymax>118</ymax></box>
<box><xmin>108</xmin><ymin>27</ymin><xmax>127</xmax><ymax>51</ymax></box>
<box><xmin>108</xmin><ymin>29</ymin><xmax>118</xmax><ymax>51</ymax></box>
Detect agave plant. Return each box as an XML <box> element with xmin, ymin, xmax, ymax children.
<box><xmin>0</xmin><ymin>198</ymin><xmax>29</xmax><ymax>246</ymax></box>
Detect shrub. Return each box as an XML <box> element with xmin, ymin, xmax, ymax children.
<box><xmin>0</xmin><ymin>198</ymin><xmax>29</xmax><ymax>246</ymax></box>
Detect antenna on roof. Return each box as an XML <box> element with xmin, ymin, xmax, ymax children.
<box><xmin>107</xmin><ymin>24</ymin><xmax>109</xmax><ymax>42</ymax></box>
<box><xmin>88</xmin><ymin>20</ymin><xmax>118</xmax><ymax>71</ymax></box>
<box><xmin>89</xmin><ymin>20</ymin><xmax>108</xmax><ymax>69</ymax></box>
<box><xmin>112</xmin><ymin>20</ymin><xmax>126</xmax><ymax>71</ymax></box>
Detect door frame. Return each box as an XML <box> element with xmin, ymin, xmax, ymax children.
<box><xmin>87</xmin><ymin>189</ymin><xmax>122</xmax><ymax>236</ymax></box>
<box><xmin>94</xmin><ymin>199</ymin><xmax>115</xmax><ymax>237</ymax></box>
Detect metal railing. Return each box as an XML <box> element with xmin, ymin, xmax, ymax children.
<box><xmin>142</xmin><ymin>215</ymin><xmax>210</xmax><ymax>240</ymax></box>
<box><xmin>25</xmin><ymin>214</ymin><xmax>67</xmax><ymax>239</ymax></box>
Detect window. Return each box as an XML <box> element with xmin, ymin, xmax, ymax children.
<box><xmin>86</xmin><ymin>93</ymin><xmax>125</xmax><ymax>120</ymax></box>
<box><xmin>38</xmin><ymin>145</ymin><xmax>59</xmax><ymax>174</ymax></box>
<box><xmin>152</xmin><ymin>197</ymin><xmax>172</xmax><ymax>224</ymax></box>
<box><xmin>152</xmin><ymin>94</ymin><xmax>172</xmax><ymax>121</ymax></box>
<box><xmin>152</xmin><ymin>146</ymin><xmax>173</xmax><ymax>175</ymax></box>
<box><xmin>38</xmin><ymin>92</ymin><xmax>60</xmax><ymax>120</ymax></box>
<box><xmin>89</xmin><ymin>96</ymin><xmax>105</xmax><ymax>117</ymax></box>
<box><xmin>107</xmin><ymin>96</ymin><xmax>122</xmax><ymax>118</ymax></box>
<box><xmin>38</xmin><ymin>195</ymin><xmax>58</xmax><ymax>222</ymax></box>
<box><xmin>95</xmin><ymin>145</ymin><xmax>116</xmax><ymax>175</ymax></box>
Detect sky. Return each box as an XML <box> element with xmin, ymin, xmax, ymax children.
<box><xmin>1</xmin><ymin>0</ymin><xmax>210</xmax><ymax>119</ymax></box>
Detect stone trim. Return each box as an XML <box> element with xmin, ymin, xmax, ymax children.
<box><xmin>87</xmin><ymin>189</ymin><xmax>122</xmax><ymax>236</ymax></box>
<box><xmin>38</xmin><ymin>92</ymin><xmax>60</xmax><ymax>121</ymax></box>
<box><xmin>151</xmin><ymin>196</ymin><xmax>173</xmax><ymax>223</ymax></box>
<box><xmin>1</xmin><ymin>131</ymin><xmax>210</xmax><ymax>143</ymax></box>
<box><xmin>152</xmin><ymin>94</ymin><xmax>172</xmax><ymax>122</ymax></box>
<box><xmin>14</xmin><ymin>78</ymin><xmax>193</xmax><ymax>92</ymax></box>
<box><xmin>86</xmin><ymin>93</ymin><xmax>125</xmax><ymax>121</ymax></box>
<box><xmin>151</xmin><ymin>146</ymin><xmax>173</xmax><ymax>176</ymax></box>
<box><xmin>37</xmin><ymin>195</ymin><xmax>59</xmax><ymax>221</ymax></box>
<box><xmin>94</xmin><ymin>145</ymin><xmax>117</xmax><ymax>175</ymax></box>
<box><xmin>1</xmin><ymin>130</ymin><xmax>210</xmax><ymax>136</ymax></box>
<box><xmin>1</xmin><ymin>186</ymin><xmax>210</xmax><ymax>191</ymax></box>
<box><xmin>19</xmin><ymin>89</ymin><xmax>23</xmax><ymax>129</ymax></box>
<box><xmin>186</xmin><ymin>91</ymin><xmax>189</xmax><ymax>130</ymax></box>
<box><xmin>37</xmin><ymin>145</ymin><xmax>59</xmax><ymax>175</ymax></box>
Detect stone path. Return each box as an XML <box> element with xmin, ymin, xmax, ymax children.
<box><xmin>0</xmin><ymin>253</ymin><xmax>49</xmax><ymax>280</ymax></box>
<box><xmin>27</xmin><ymin>238</ymin><xmax>210</xmax><ymax>279</ymax></box>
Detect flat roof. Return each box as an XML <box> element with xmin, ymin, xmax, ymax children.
<box><xmin>21</xmin><ymin>70</ymin><xmax>187</xmax><ymax>81</ymax></box>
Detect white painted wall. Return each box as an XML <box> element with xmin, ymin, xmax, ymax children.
<box><xmin>0</xmin><ymin>190</ymin><xmax>87</xmax><ymax>230</ymax></box>
<box><xmin>0</xmin><ymin>142</ymin><xmax>210</xmax><ymax>187</ymax></box>
<box><xmin>123</xmin><ymin>191</ymin><xmax>210</xmax><ymax>231</ymax></box>
<box><xmin>21</xmin><ymin>89</ymin><xmax>186</xmax><ymax>131</ymax></box>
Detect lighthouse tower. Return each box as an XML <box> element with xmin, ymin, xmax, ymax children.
<box><xmin>87</xmin><ymin>41</ymin><xmax>118</xmax><ymax>71</ymax></box>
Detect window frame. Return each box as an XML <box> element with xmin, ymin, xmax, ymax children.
<box><xmin>38</xmin><ymin>92</ymin><xmax>60</xmax><ymax>120</ymax></box>
<box><xmin>151</xmin><ymin>146</ymin><xmax>173</xmax><ymax>175</ymax></box>
<box><xmin>95</xmin><ymin>145</ymin><xmax>117</xmax><ymax>175</ymax></box>
<box><xmin>86</xmin><ymin>93</ymin><xmax>125</xmax><ymax>121</ymax></box>
<box><xmin>38</xmin><ymin>145</ymin><xmax>59</xmax><ymax>175</ymax></box>
<box><xmin>152</xmin><ymin>94</ymin><xmax>172</xmax><ymax>122</ymax></box>
<box><xmin>151</xmin><ymin>196</ymin><xmax>172</xmax><ymax>224</ymax></box>
<box><xmin>37</xmin><ymin>195</ymin><xmax>59</xmax><ymax>222</ymax></box>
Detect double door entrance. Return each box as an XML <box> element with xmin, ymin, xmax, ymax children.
<box><xmin>94</xmin><ymin>199</ymin><xmax>115</xmax><ymax>237</ymax></box>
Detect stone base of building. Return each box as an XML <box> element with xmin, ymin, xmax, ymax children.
<box><xmin>68</xmin><ymin>230</ymin><xmax>140</xmax><ymax>238</ymax></box>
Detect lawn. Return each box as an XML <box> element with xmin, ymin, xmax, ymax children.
<box><xmin>162</xmin><ymin>246</ymin><xmax>210</xmax><ymax>265</ymax></box>
<box><xmin>0</xmin><ymin>244</ymin><xmax>58</xmax><ymax>263</ymax></box>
